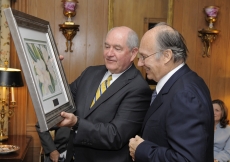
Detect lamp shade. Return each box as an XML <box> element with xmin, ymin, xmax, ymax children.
<box><xmin>0</xmin><ymin>68</ymin><xmax>24</xmax><ymax>87</ymax></box>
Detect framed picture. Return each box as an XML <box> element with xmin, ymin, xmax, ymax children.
<box><xmin>4</xmin><ymin>8</ymin><xmax>76</xmax><ymax>132</ymax></box>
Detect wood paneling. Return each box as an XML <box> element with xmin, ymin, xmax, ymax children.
<box><xmin>9</xmin><ymin>0</ymin><xmax>108</xmax><ymax>161</ymax></box>
<box><xmin>173</xmin><ymin>0</ymin><xmax>230</xmax><ymax>118</ymax></box>
<box><xmin>113</xmin><ymin>0</ymin><xmax>168</xmax><ymax>45</ymax></box>
<box><xmin>8</xmin><ymin>0</ymin><xmax>230</xmax><ymax>160</ymax></box>
<box><xmin>112</xmin><ymin>0</ymin><xmax>168</xmax><ymax>76</ymax></box>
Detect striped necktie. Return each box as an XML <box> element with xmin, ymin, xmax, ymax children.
<box><xmin>150</xmin><ymin>90</ymin><xmax>157</xmax><ymax>105</ymax></box>
<box><xmin>90</xmin><ymin>75</ymin><xmax>112</xmax><ymax>108</ymax></box>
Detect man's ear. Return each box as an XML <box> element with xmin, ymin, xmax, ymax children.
<box><xmin>163</xmin><ymin>49</ymin><xmax>173</xmax><ymax>64</ymax></box>
<box><xmin>130</xmin><ymin>47</ymin><xmax>139</xmax><ymax>62</ymax></box>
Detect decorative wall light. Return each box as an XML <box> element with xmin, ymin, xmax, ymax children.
<box><xmin>0</xmin><ymin>61</ymin><xmax>23</xmax><ymax>141</ymax></box>
<box><xmin>198</xmin><ymin>6</ymin><xmax>220</xmax><ymax>57</ymax></box>
<box><xmin>59</xmin><ymin>0</ymin><xmax>80</xmax><ymax>52</ymax></box>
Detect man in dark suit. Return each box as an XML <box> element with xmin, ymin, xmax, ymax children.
<box><xmin>37</xmin><ymin>26</ymin><xmax>152</xmax><ymax>162</ymax></box>
<box><xmin>129</xmin><ymin>22</ymin><xmax>214</xmax><ymax>162</ymax></box>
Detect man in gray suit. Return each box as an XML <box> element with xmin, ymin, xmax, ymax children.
<box><xmin>37</xmin><ymin>26</ymin><xmax>152</xmax><ymax>162</ymax></box>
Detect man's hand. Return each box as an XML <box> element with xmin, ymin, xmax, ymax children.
<box><xmin>49</xmin><ymin>150</ymin><xmax>60</xmax><ymax>162</ymax></box>
<box><xmin>129</xmin><ymin>135</ymin><xmax>144</xmax><ymax>161</ymax></box>
<box><xmin>58</xmin><ymin>112</ymin><xmax>77</xmax><ymax>127</ymax></box>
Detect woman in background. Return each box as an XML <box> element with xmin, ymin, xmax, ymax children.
<box><xmin>213</xmin><ymin>99</ymin><xmax>230</xmax><ymax>162</ymax></box>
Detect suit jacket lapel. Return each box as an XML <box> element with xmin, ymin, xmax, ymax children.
<box><xmin>141</xmin><ymin>64</ymin><xmax>191</xmax><ymax>132</ymax></box>
<box><xmin>84</xmin><ymin>64</ymin><xmax>137</xmax><ymax>118</ymax></box>
<box><xmin>83</xmin><ymin>67</ymin><xmax>107</xmax><ymax>117</ymax></box>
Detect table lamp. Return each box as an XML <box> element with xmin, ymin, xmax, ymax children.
<box><xmin>0</xmin><ymin>62</ymin><xmax>23</xmax><ymax>141</ymax></box>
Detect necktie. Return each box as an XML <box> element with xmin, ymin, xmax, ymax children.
<box><xmin>150</xmin><ymin>90</ymin><xmax>157</xmax><ymax>105</ymax></box>
<box><xmin>90</xmin><ymin>75</ymin><xmax>112</xmax><ymax>107</ymax></box>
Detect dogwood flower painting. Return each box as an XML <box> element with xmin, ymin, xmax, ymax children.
<box><xmin>25</xmin><ymin>41</ymin><xmax>60</xmax><ymax>99</ymax></box>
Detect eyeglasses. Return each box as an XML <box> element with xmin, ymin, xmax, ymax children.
<box><xmin>138</xmin><ymin>52</ymin><xmax>159</xmax><ymax>62</ymax></box>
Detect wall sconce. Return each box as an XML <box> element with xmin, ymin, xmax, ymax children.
<box><xmin>59</xmin><ymin>0</ymin><xmax>80</xmax><ymax>52</ymax></box>
<box><xmin>198</xmin><ymin>6</ymin><xmax>220</xmax><ymax>57</ymax></box>
<box><xmin>0</xmin><ymin>61</ymin><xmax>23</xmax><ymax>141</ymax></box>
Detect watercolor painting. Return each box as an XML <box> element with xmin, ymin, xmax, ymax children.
<box><xmin>25</xmin><ymin>40</ymin><xmax>61</xmax><ymax>100</ymax></box>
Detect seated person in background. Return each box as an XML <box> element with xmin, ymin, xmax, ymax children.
<box><xmin>213</xmin><ymin>99</ymin><xmax>230</xmax><ymax>162</ymax></box>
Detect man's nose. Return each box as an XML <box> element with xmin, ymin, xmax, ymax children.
<box><xmin>106</xmin><ymin>48</ymin><xmax>115</xmax><ymax>56</ymax></box>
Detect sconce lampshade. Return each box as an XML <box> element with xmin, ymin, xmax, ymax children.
<box><xmin>0</xmin><ymin>68</ymin><xmax>23</xmax><ymax>87</ymax></box>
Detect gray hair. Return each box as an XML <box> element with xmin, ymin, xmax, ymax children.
<box><xmin>107</xmin><ymin>27</ymin><xmax>139</xmax><ymax>50</ymax></box>
<box><xmin>126</xmin><ymin>30</ymin><xmax>139</xmax><ymax>50</ymax></box>
<box><xmin>154</xmin><ymin>22</ymin><xmax>188</xmax><ymax>62</ymax></box>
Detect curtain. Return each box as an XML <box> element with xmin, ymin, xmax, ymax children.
<box><xmin>0</xmin><ymin>0</ymin><xmax>11</xmax><ymax>137</ymax></box>
<box><xmin>0</xmin><ymin>0</ymin><xmax>10</xmax><ymax>66</ymax></box>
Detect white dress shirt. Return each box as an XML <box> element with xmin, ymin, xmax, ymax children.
<box><xmin>155</xmin><ymin>63</ymin><xmax>185</xmax><ymax>94</ymax></box>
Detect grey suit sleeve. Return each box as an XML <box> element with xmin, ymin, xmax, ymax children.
<box><xmin>36</xmin><ymin>124</ymin><xmax>70</xmax><ymax>155</ymax></box>
<box><xmin>36</xmin><ymin>124</ymin><xmax>57</xmax><ymax>154</ymax></box>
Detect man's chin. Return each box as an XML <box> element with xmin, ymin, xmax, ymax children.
<box><xmin>105</xmin><ymin>64</ymin><xmax>115</xmax><ymax>71</ymax></box>
<box><xmin>146</xmin><ymin>73</ymin><xmax>151</xmax><ymax>79</ymax></box>
<box><xmin>146</xmin><ymin>74</ymin><xmax>154</xmax><ymax>81</ymax></box>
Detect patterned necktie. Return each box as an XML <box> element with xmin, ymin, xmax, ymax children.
<box><xmin>150</xmin><ymin>89</ymin><xmax>157</xmax><ymax>105</ymax></box>
<box><xmin>90</xmin><ymin>75</ymin><xmax>112</xmax><ymax>108</ymax></box>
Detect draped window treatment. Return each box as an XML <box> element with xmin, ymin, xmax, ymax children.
<box><xmin>0</xmin><ymin>0</ymin><xmax>10</xmax><ymax>67</ymax></box>
<box><xmin>0</xmin><ymin>0</ymin><xmax>11</xmax><ymax>136</ymax></box>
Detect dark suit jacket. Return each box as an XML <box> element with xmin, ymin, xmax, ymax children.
<box><xmin>135</xmin><ymin>64</ymin><xmax>214</xmax><ymax>162</ymax></box>
<box><xmin>37</xmin><ymin>64</ymin><xmax>152</xmax><ymax>162</ymax></box>
<box><xmin>36</xmin><ymin>126</ymin><xmax>71</xmax><ymax>162</ymax></box>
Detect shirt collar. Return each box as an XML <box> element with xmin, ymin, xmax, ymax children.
<box><xmin>102</xmin><ymin>65</ymin><xmax>132</xmax><ymax>84</ymax></box>
<box><xmin>156</xmin><ymin>63</ymin><xmax>185</xmax><ymax>94</ymax></box>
